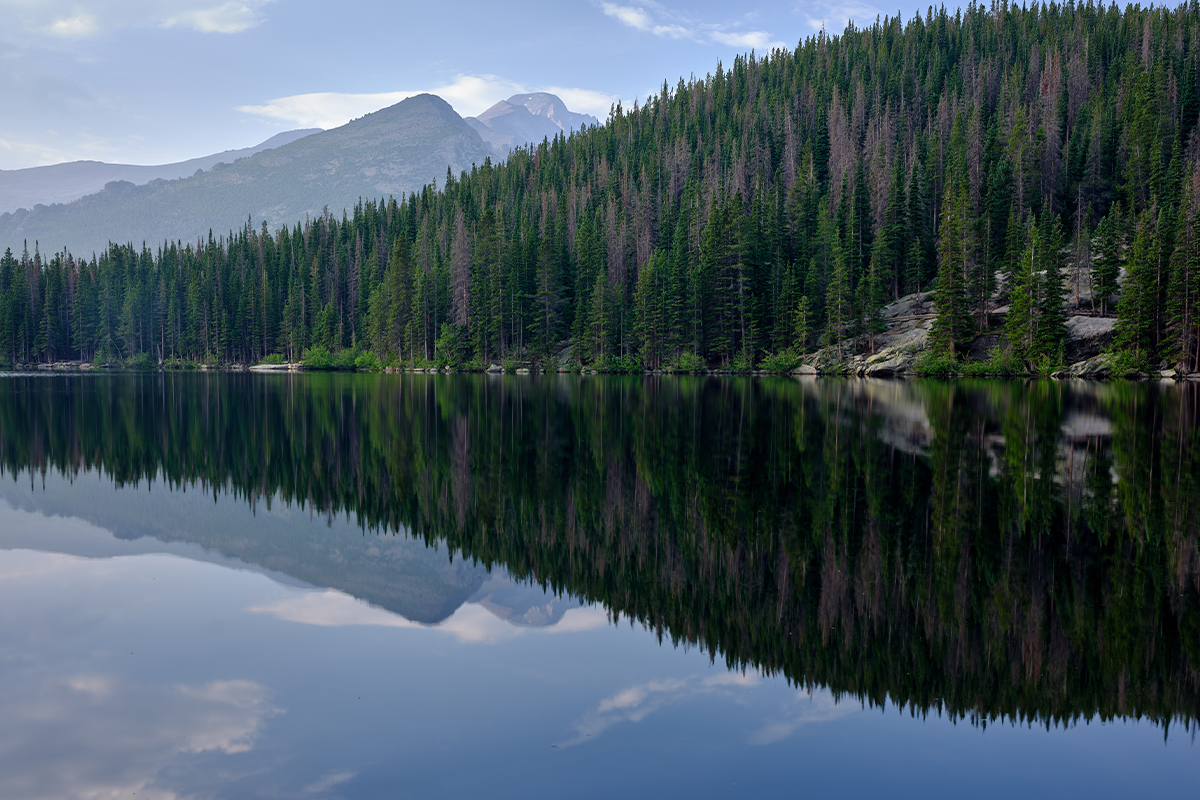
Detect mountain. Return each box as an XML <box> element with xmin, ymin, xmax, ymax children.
<box><xmin>0</xmin><ymin>129</ymin><xmax>321</xmax><ymax>215</ymax></box>
<box><xmin>0</xmin><ymin>93</ymin><xmax>492</xmax><ymax>257</ymax></box>
<box><xmin>466</xmin><ymin>92</ymin><xmax>599</xmax><ymax>155</ymax></box>
<box><xmin>505</xmin><ymin>92</ymin><xmax>599</xmax><ymax>133</ymax></box>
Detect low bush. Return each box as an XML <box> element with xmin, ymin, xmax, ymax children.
<box><xmin>593</xmin><ymin>354</ymin><xmax>642</xmax><ymax>373</ymax></box>
<box><xmin>758</xmin><ymin>349</ymin><xmax>804</xmax><ymax>373</ymax></box>
<box><xmin>1102</xmin><ymin>349</ymin><xmax>1151</xmax><ymax>377</ymax></box>
<box><xmin>124</xmin><ymin>352</ymin><xmax>157</xmax><ymax>371</ymax></box>
<box><xmin>910</xmin><ymin>351</ymin><xmax>959</xmax><ymax>376</ymax></box>
<box><xmin>354</xmin><ymin>351</ymin><xmax>381</xmax><ymax>371</ymax></box>
<box><xmin>672</xmin><ymin>352</ymin><xmax>707</xmax><ymax>373</ymax></box>
<box><xmin>729</xmin><ymin>350</ymin><xmax>754</xmax><ymax>373</ymax></box>
<box><xmin>258</xmin><ymin>353</ymin><xmax>286</xmax><ymax>365</ymax></box>
<box><xmin>302</xmin><ymin>345</ymin><xmax>359</xmax><ymax>371</ymax></box>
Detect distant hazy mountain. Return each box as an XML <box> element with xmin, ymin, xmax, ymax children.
<box><xmin>0</xmin><ymin>94</ymin><xmax>492</xmax><ymax>257</ymax></box>
<box><xmin>0</xmin><ymin>129</ymin><xmax>320</xmax><ymax>215</ymax></box>
<box><xmin>466</xmin><ymin>92</ymin><xmax>600</xmax><ymax>155</ymax></box>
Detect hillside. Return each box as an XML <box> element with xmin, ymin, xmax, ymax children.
<box><xmin>0</xmin><ymin>94</ymin><xmax>491</xmax><ymax>256</ymax></box>
<box><xmin>0</xmin><ymin>129</ymin><xmax>320</xmax><ymax>214</ymax></box>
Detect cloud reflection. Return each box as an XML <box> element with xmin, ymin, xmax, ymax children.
<box><xmin>749</xmin><ymin>692</ymin><xmax>858</xmax><ymax>745</ymax></box>
<box><xmin>0</xmin><ymin>674</ymin><xmax>278</xmax><ymax>799</ymax></box>
<box><xmin>248</xmin><ymin>588</ymin><xmax>611</xmax><ymax>643</ymax></box>
<box><xmin>561</xmin><ymin>671</ymin><xmax>762</xmax><ymax>746</ymax></box>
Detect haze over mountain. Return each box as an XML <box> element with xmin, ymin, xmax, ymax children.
<box><xmin>465</xmin><ymin>92</ymin><xmax>599</xmax><ymax>155</ymax></box>
<box><xmin>0</xmin><ymin>129</ymin><xmax>321</xmax><ymax>216</ymax></box>
<box><xmin>0</xmin><ymin>94</ymin><xmax>494</xmax><ymax>257</ymax></box>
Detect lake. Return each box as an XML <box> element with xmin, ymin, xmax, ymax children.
<box><xmin>0</xmin><ymin>372</ymin><xmax>1197</xmax><ymax>798</ymax></box>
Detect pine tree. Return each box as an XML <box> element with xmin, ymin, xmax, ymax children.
<box><xmin>929</xmin><ymin>183</ymin><xmax>972</xmax><ymax>358</ymax></box>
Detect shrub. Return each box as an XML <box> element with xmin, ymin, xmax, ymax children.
<box><xmin>592</xmin><ymin>354</ymin><xmax>641</xmax><ymax>373</ymax></box>
<box><xmin>910</xmin><ymin>351</ymin><xmax>959</xmax><ymax>376</ymax></box>
<box><xmin>758</xmin><ymin>349</ymin><xmax>804</xmax><ymax>373</ymax></box>
<box><xmin>673</xmin><ymin>352</ymin><xmax>707</xmax><ymax>373</ymax></box>
<box><xmin>124</xmin><ymin>352</ymin><xmax>156</xmax><ymax>371</ymax></box>
<box><xmin>163</xmin><ymin>356</ymin><xmax>197</xmax><ymax>370</ymax></box>
<box><xmin>301</xmin><ymin>345</ymin><xmax>335</xmax><ymax>370</ymax></box>
<box><xmin>259</xmin><ymin>353</ymin><xmax>286</xmax><ymax>365</ymax></box>
<box><xmin>354</xmin><ymin>351</ymin><xmax>381</xmax><ymax>371</ymax></box>
<box><xmin>1103</xmin><ymin>349</ymin><xmax>1151</xmax><ymax>377</ymax></box>
<box><xmin>729</xmin><ymin>350</ymin><xmax>753</xmax><ymax>373</ymax></box>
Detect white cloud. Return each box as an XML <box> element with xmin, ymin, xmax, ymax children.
<box><xmin>597</xmin><ymin>2</ymin><xmax>790</xmax><ymax>53</ymax></box>
<box><xmin>600</xmin><ymin>2</ymin><xmax>693</xmax><ymax>38</ymax></box>
<box><xmin>709</xmin><ymin>30</ymin><xmax>787</xmax><ymax>52</ymax></box>
<box><xmin>800</xmin><ymin>0</ymin><xmax>887</xmax><ymax>32</ymax></box>
<box><xmin>46</xmin><ymin>13</ymin><xmax>99</xmax><ymax>37</ymax></box>
<box><xmin>538</xmin><ymin>86</ymin><xmax>617</xmax><ymax>120</ymax></box>
<box><xmin>238</xmin><ymin>75</ymin><xmax>619</xmax><ymax>130</ymax></box>
<box><xmin>163</xmin><ymin>2</ymin><xmax>266</xmax><ymax>34</ymax></box>
<box><xmin>0</xmin><ymin>0</ymin><xmax>274</xmax><ymax>40</ymax></box>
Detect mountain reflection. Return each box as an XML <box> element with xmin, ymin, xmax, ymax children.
<box><xmin>1</xmin><ymin>373</ymin><xmax>1198</xmax><ymax>730</ymax></box>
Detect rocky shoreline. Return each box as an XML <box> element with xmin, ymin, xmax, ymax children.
<box><xmin>9</xmin><ymin>292</ymin><xmax>1198</xmax><ymax>381</ymax></box>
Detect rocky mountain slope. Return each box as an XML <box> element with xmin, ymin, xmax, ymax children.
<box><xmin>0</xmin><ymin>129</ymin><xmax>320</xmax><ymax>214</ymax></box>
<box><xmin>0</xmin><ymin>94</ymin><xmax>492</xmax><ymax>257</ymax></box>
<box><xmin>465</xmin><ymin>92</ymin><xmax>599</xmax><ymax>155</ymax></box>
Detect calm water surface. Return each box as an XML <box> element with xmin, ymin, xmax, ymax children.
<box><xmin>0</xmin><ymin>373</ymin><xmax>1197</xmax><ymax>798</ymax></box>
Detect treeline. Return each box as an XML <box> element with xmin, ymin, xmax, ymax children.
<box><xmin>6</xmin><ymin>2</ymin><xmax>1200</xmax><ymax>371</ymax></box>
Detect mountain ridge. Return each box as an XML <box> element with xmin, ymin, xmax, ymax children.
<box><xmin>0</xmin><ymin>93</ymin><xmax>492</xmax><ymax>256</ymax></box>
<box><xmin>0</xmin><ymin>128</ymin><xmax>321</xmax><ymax>215</ymax></box>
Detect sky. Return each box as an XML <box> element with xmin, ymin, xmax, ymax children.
<box><xmin>0</xmin><ymin>0</ymin><xmax>927</xmax><ymax>170</ymax></box>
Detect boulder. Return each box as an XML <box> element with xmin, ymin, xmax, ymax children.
<box><xmin>1054</xmin><ymin>358</ymin><xmax>1110</xmax><ymax>379</ymax></box>
<box><xmin>966</xmin><ymin>333</ymin><xmax>1002</xmax><ymax>362</ymax></box>
<box><xmin>1063</xmin><ymin>316</ymin><xmax>1117</xmax><ymax>363</ymax></box>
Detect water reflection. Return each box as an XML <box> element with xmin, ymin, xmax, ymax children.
<box><xmin>1</xmin><ymin>373</ymin><xmax>1198</xmax><ymax>731</ymax></box>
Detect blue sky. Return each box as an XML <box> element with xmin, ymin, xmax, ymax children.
<box><xmin>0</xmin><ymin>0</ymin><xmax>923</xmax><ymax>170</ymax></box>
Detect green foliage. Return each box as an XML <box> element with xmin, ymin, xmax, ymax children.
<box><xmin>124</xmin><ymin>352</ymin><xmax>156</xmax><ymax>371</ymax></box>
<box><xmin>259</xmin><ymin>353</ymin><xmax>286</xmax><ymax>365</ymax></box>
<box><xmin>729</xmin><ymin>350</ymin><xmax>753</xmax><ymax>373</ymax></box>
<box><xmin>913</xmin><ymin>348</ymin><xmax>1028</xmax><ymax>377</ymax></box>
<box><xmin>593</xmin><ymin>354</ymin><xmax>642</xmax><ymax>373</ymax></box>
<box><xmin>1103</xmin><ymin>349</ymin><xmax>1152</xmax><ymax>377</ymax></box>
<box><xmin>911</xmin><ymin>351</ymin><xmax>960</xmax><ymax>377</ymax></box>
<box><xmin>670</xmin><ymin>352</ymin><xmax>707</xmax><ymax>373</ymax></box>
<box><xmin>758</xmin><ymin>349</ymin><xmax>804</xmax><ymax>373</ymax></box>
<box><xmin>354</xmin><ymin>351</ymin><xmax>381</xmax><ymax>371</ymax></box>
<box><xmin>302</xmin><ymin>345</ymin><xmax>359</xmax><ymax>371</ymax></box>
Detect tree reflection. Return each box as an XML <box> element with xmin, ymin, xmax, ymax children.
<box><xmin>1</xmin><ymin>373</ymin><xmax>1198</xmax><ymax>730</ymax></box>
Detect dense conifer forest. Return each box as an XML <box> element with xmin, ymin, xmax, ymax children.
<box><xmin>4</xmin><ymin>1</ymin><xmax>1200</xmax><ymax>372</ymax></box>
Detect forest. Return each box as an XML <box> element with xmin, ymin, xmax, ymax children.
<box><xmin>3</xmin><ymin>1</ymin><xmax>1200</xmax><ymax>373</ymax></box>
